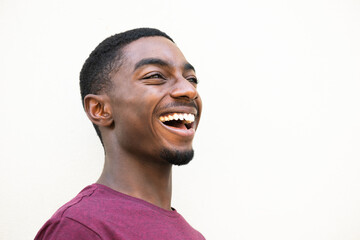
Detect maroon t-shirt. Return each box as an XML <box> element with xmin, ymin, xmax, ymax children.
<box><xmin>35</xmin><ymin>184</ymin><xmax>205</xmax><ymax>240</ymax></box>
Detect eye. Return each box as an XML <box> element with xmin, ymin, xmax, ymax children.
<box><xmin>187</xmin><ymin>76</ymin><xmax>199</xmax><ymax>84</ymax></box>
<box><xmin>141</xmin><ymin>73</ymin><xmax>166</xmax><ymax>85</ymax></box>
<box><xmin>143</xmin><ymin>73</ymin><xmax>165</xmax><ymax>79</ymax></box>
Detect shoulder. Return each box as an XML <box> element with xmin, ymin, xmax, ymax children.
<box><xmin>51</xmin><ymin>184</ymin><xmax>100</xmax><ymax>220</ymax></box>
<box><xmin>34</xmin><ymin>216</ymin><xmax>102</xmax><ymax>240</ymax></box>
<box><xmin>35</xmin><ymin>184</ymin><xmax>104</xmax><ymax>240</ymax></box>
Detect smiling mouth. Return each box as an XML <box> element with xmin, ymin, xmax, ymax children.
<box><xmin>159</xmin><ymin>113</ymin><xmax>195</xmax><ymax>130</ymax></box>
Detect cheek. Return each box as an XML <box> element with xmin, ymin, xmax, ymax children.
<box><xmin>113</xmin><ymin>97</ymin><xmax>163</xmax><ymax>156</ymax></box>
<box><xmin>112</xmin><ymin>93</ymin><xmax>158</xmax><ymax>135</ymax></box>
<box><xmin>111</xmin><ymin>83</ymin><xmax>166</xmax><ymax>131</ymax></box>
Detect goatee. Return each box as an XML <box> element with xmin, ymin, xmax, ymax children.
<box><xmin>160</xmin><ymin>148</ymin><xmax>194</xmax><ymax>166</ymax></box>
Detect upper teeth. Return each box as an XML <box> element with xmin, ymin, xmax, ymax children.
<box><xmin>159</xmin><ymin>113</ymin><xmax>195</xmax><ymax>123</ymax></box>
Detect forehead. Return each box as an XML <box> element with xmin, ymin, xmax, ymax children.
<box><xmin>121</xmin><ymin>36</ymin><xmax>187</xmax><ymax>68</ymax></box>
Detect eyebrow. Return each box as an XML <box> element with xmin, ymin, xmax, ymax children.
<box><xmin>184</xmin><ymin>62</ymin><xmax>196</xmax><ymax>73</ymax></box>
<box><xmin>133</xmin><ymin>58</ymin><xmax>196</xmax><ymax>73</ymax></box>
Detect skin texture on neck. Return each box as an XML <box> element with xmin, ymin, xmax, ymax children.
<box><xmin>85</xmin><ymin>36</ymin><xmax>202</xmax><ymax>211</ymax></box>
<box><xmin>97</xmin><ymin>136</ymin><xmax>173</xmax><ymax>210</ymax></box>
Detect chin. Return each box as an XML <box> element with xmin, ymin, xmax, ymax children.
<box><xmin>160</xmin><ymin>148</ymin><xmax>194</xmax><ymax>166</ymax></box>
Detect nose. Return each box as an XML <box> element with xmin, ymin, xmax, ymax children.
<box><xmin>170</xmin><ymin>78</ymin><xmax>198</xmax><ymax>100</ymax></box>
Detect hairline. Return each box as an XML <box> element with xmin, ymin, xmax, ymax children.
<box><xmin>104</xmin><ymin>36</ymin><xmax>177</xmax><ymax>92</ymax></box>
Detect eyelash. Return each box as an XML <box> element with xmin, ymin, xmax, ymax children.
<box><xmin>187</xmin><ymin>77</ymin><xmax>198</xmax><ymax>84</ymax></box>
<box><xmin>142</xmin><ymin>73</ymin><xmax>198</xmax><ymax>84</ymax></box>
<box><xmin>143</xmin><ymin>73</ymin><xmax>165</xmax><ymax>79</ymax></box>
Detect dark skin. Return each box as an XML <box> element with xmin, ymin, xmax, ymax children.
<box><xmin>84</xmin><ymin>37</ymin><xmax>202</xmax><ymax>210</ymax></box>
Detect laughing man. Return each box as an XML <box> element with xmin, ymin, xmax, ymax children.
<box><xmin>35</xmin><ymin>28</ymin><xmax>204</xmax><ymax>239</ymax></box>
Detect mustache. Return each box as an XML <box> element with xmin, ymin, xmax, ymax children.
<box><xmin>158</xmin><ymin>101</ymin><xmax>198</xmax><ymax>114</ymax></box>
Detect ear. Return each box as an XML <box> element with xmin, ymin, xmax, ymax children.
<box><xmin>84</xmin><ymin>94</ymin><xmax>113</xmax><ymax>127</ymax></box>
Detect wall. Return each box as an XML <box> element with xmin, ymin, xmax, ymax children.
<box><xmin>1</xmin><ymin>0</ymin><xmax>360</xmax><ymax>239</ymax></box>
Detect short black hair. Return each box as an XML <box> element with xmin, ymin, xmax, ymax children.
<box><xmin>79</xmin><ymin>28</ymin><xmax>174</xmax><ymax>144</ymax></box>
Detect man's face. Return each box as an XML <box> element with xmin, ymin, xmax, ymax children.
<box><xmin>107</xmin><ymin>36</ymin><xmax>202</xmax><ymax>165</ymax></box>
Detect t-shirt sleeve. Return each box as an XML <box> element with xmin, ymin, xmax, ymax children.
<box><xmin>34</xmin><ymin>217</ymin><xmax>101</xmax><ymax>240</ymax></box>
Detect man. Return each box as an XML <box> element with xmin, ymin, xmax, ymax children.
<box><xmin>35</xmin><ymin>28</ymin><xmax>204</xmax><ymax>239</ymax></box>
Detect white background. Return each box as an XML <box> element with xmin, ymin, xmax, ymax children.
<box><xmin>1</xmin><ymin>0</ymin><xmax>360</xmax><ymax>239</ymax></box>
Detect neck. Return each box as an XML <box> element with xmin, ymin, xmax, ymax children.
<box><xmin>97</xmin><ymin>149</ymin><xmax>173</xmax><ymax>211</ymax></box>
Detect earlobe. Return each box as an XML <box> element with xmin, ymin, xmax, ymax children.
<box><xmin>84</xmin><ymin>94</ymin><xmax>113</xmax><ymax>127</ymax></box>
